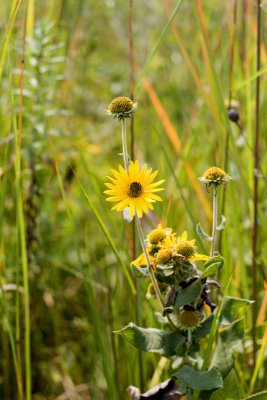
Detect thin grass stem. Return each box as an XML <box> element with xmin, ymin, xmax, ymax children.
<box><xmin>251</xmin><ymin>0</ymin><xmax>261</xmax><ymax>368</ymax></box>
<box><xmin>16</xmin><ymin>12</ymin><xmax>32</xmax><ymax>400</ymax></box>
<box><xmin>128</xmin><ymin>1</ymin><xmax>144</xmax><ymax>389</ymax></box>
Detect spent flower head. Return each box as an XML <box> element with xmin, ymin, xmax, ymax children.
<box><xmin>177</xmin><ymin>309</ymin><xmax>201</xmax><ymax>331</ymax></box>
<box><xmin>104</xmin><ymin>160</ymin><xmax>164</xmax><ymax>218</ymax></box>
<box><xmin>199</xmin><ymin>167</ymin><xmax>231</xmax><ymax>188</ymax></box>
<box><xmin>107</xmin><ymin>96</ymin><xmax>137</xmax><ymax>120</ymax></box>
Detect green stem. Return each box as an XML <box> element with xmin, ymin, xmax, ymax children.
<box><xmin>210</xmin><ymin>187</ymin><xmax>218</xmax><ymax>257</ymax></box>
<box><xmin>121</xmin><ymin>117</ymin><xmax>177</xmax><ymax>330</ymax></box>
<box><xmin>135</xmin><ymin>216</ymin><xmax>177</xmax><ymax>331</ymax></box>
<box><xmin>251</xmin><ymin>0</ymin><xmax>261</xmax><ymax>368</ymax></box>
<box><xmin>121</xmin><ymin>118</ymin><xmax>129</xmax><ymax>171</ymax></box>
<box><xmin>187</xmin><ymin>329</ymin><xmax>192</xmax><ymax>349</ymax></box>
<box><xmin>15</xmin><ymin>16</ymin><xmax>32</xmax><ymax>398</ymax></box>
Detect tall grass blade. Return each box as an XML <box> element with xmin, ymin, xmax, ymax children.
<box><xmin>135</xmin><ymin>0</ymin><xmax>184</xmax><ymax>90</ymax></box>
<box><xmin>77</xmin><ymin>177</ymin><xmax>136</xmax><ymax>295</ymax></box>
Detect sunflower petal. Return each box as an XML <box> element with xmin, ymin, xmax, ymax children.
<box><xmin>105</xmin><ymin>160</ymin><xmax>164</xmax><ymax>217</ymax></box>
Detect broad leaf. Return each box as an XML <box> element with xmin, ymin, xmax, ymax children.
<box><xmin>115</xmin><ymin>323</ymin><xmax>185</xmax><ymax>357</ymax></box>
<box><xmin>201</xmin><ymin>260</ymin><xmax>224</xmax><ymax>278</ymax></box>
<box><xmin>174</xmin><ymin>279</ymin><xmax>202</xmax><ymax>308</ymax></box>
<box><xmin>173</xmin><ymin>366</ymin><xmax>223</xmax><ymax>390</ymax></box>
<box><xmin>198</xmin><ymin>256</ymin><xmax>224</xmax><ymax>273</ymax></box>
<box><xmin>194</xmin><ymin>314</ymin><xmax>214</xmax><ymax>340</ymax></box>
<box><xmin>210</xmin><ymin>369</ymin><xmax>241</xmax><ymax>400</ymax></box>
<box><xmin>130</xmin><ymin>264</ymin><xmax>149</xmax><ymax>278</ymax></box>
<box><xmin>221</xmin><ymin>296</ymin><xmax>253</xmax><ymax>324</ymax></box>
<box><xmin>212</xmin><ymin>319</ymin><xmax>244</xmax><ymax>377</ymax></box>
<box><xmin>196</xmin><ymin>222</ymin><xmax>212</xmax><ymax>241</ymax></box>
<box><xmin>203</xmin><ymin>256</ymin><xmax>224</xmax><ymax>269</ymax></box>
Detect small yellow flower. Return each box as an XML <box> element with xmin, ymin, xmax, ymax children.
<box><xmin>131</xmin><ymin>252</ymin><xmax>154</xmax><ymax>268</ymax></box>
<box><xmin>104</xmin><ymin>160</ymin><xmax>164</xmax><ymax>218</ymax></box>
<box><xmin>199</xmin><ymin>167</ymin><xmax>231</xmax><ymax>187</ymax></box>
<box><xmin>176</xmin><ymin>231</ymin><xmax>209</xmax><ymax>262</ymax></box>
<box><xmin>177</xmin><ymin>309</ymin><xmax>201</xmax><ymax>331</ymax></box>
<box><xmin>148</xmin><ymin>226</ymin><xmax>166</xmax><ymax>244</ymax></box>
<box><xmin>156</xmin><ymin>248</ymin><xmax>173</xmax><ymax>264</ymax></box>
<box><xmin>107</xmin><ymin>96</ymin><xmax>137</xmax><ymax>120</ymax></box>
<box><xmin>176</xmin><ymin>240</ymin><xmax>196</xmax><ymax>259</ymax></box>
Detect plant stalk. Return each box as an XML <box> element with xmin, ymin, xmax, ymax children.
<box><xmin>210</xmin><ymin>187</ymin><xmax>218</xmax><ymax>257</ymax></box>
<box><xmin>135</xmin><ymin>217</ymin><xmax>177</xmax><ymax>331</ymax></box>
<box><xmin>121</xmin><ymin>117</ymin><xmax>177</xmax><ymax>331</ymax></box>
<box><xmin>121</xmin><ymin>118</ymin><xmax>129</xmax><ymax>171</ymax></box>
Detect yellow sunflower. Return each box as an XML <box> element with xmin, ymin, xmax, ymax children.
<box><xmin>104</xmin><ymin>160</ymin><xmax>164</xmax><ymax>218</ymax></box>
<box><xmin>177</xmin><ymin>231</ymin><xmax>209</xmax><ymax>262</ymax></box>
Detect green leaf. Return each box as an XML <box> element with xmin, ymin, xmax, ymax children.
<box><xmin>173</xmin><ymin>366</ymin><xmax>223</xmax><ymax>390</ymax></box>
<box><xmin>130</xmin><ymin>264</ymin><xmax>149</xmax><ymax>278</ymax></box>
<box><xmin>212</xmin><ymin>319</ymin><xmax>244</xmax><ymax>377</ymax></box>
<box><xmin>196</xmin><ymin>222</ymin><xmax>212</xmax><ymax>241</ymax></box>
<box><xmin>115</xmin><ymin>323</ymin><xmax>185</xmax><ymax>357</ymax></box>
<box><xmin>221</xmin><ymin>296</ymin><xmax>253</xmax><ymax>323</ymax></box>
<box><xmin>198</xmin><ymin>256</ymin><xmax>224</xmax><ymax>279</ymax></box>
<box><xmin>77</xmin><ymin>178</ymin><xmax>136</xmax><ymax>294</ymax></box>
<box><xmin>201</xmin><ymin>261</ymin><xmax>224</xmax><ymax>279</ymax></box>
<box><xmin>210</xmin><ymin>369</ymin><xmax>241</xmax><ymax>400</ymax></box>
<box><xmin>174</xmin><ymin>279</ymin><xmax>202</xmax><ymax>308</ymax></box>
<box><xmin>203</xmin><ymin>256</ymin><xmax>224</xmax><ymax>269</ymax></box>
<box><xmin>194</xmin><ymin>314</ymin><xmax>214</xmax><ymax>340</ymax></box>
<box><xmin>216</xmin><ymin>215</ymin><xmax>226</xmax><ymax>231</ymax></box>
<box><xmin>245</xmin><ymin>392</ymin><xmax>267</xmax><ymax>400</ymax></box>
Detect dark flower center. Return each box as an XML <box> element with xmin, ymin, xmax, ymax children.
<box><xmin>128</xmin><ymin>182</ymin><xmax>143</xmax><ymax>198</ymax></box>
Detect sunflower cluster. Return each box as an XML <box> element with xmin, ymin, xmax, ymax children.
<box><xmin>132</xmin><ymin>226</ymin><xmax>215</xmax><ymax>331</ymax></box>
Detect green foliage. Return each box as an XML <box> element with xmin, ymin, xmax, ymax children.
<box><xmin>210</xmin><ymin>369</ymin><xmax>241</xmax><ymax>400</ymax></box>
<box><xmin>196</xmin><ymin>222</ymin><xmax>213</xmax><ymax>241</ymax></box>
<box><xmin>212</xmin><ymin>319</ymin><xmax>245</xmax><ymax>377</ymax></box>
<box><xmin>199</xmin><ymin>256</ymin><xmax>224</xmax><ymax>278</ymax></box>
<box><xmin>131</xmin><ymin>264</ymin><xmax>150</xmax><ymax>278</ymax></box>
<box><xmin>173</xmin><ymin>366</ymin><xmax>223</xmax><ymax>391</ymax></box>
<box><xmin>221</xmin><ymin>297</ymin><xmax>253</xmax><ymax>324</ymax></box>
<box><xmin>174</xmin><ymin>278</ymin><xmax>202</xmax><ymax>308</ymax></box>
<box><xmin>115</xmin><ymin>323</ymin><xmax>186</xmax><ymax>357</ymax></box>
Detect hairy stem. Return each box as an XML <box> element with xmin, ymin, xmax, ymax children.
<box><xmin>210</xmin><ymin>187</ymin><xmax>218</xmax><ymax>257</ymax></box>
<box><xmin>135</xmin><ymin>217</ymin><xmax>177</xmax><ymax>331</ymax></box>
<box><xmin>121</xmin><ymin>118</ymin><xmax>129</xmax><ymax>171</ymax></box>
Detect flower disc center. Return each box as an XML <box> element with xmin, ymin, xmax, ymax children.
<box><xmin>128</xmin><ymin>181</ymin><xmax>143</xmax><ymax>198</ymax></box>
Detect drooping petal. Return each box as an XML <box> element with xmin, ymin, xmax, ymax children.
<box><xmin>189</xmin><ymin>253</ymin><xmax>210</xmax><ymax>262</ymax></box>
